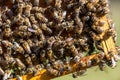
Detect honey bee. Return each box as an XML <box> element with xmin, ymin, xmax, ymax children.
<box><xmin>18</xmin><ymin>25</ymin><xmax>28</xmax><ymax>31</ymax></box>
<box><xmin>52</xmin><ymin>60</ymin><xmax>64</xmax><ymax>73</ymax></box>
<box><xmin>26</xmin><ymin>66</ymin><xmax>34</xmax><ymax>74</ymax></box>
<box><xmin>15</xmin><ymin>58</ymin><xmax>26</xmax><ymax>69</ymax></box>
<box><xmin>1</xmin><ymin>40</ymin><xmax>13</xmax><ymax>48</ymax></box>
<box><xmin>24</xmin><ymin>17</ymin><xmax>31</xmax><ymax>27</ymax></box>
<box><xmin>29</xmin><ymin>14</ymin><xmax>37</xmax><ymax>24</ymax></box>
<box><xmin>55</xmin><ymin>0</ymin><xmax>62</xmax><ymax>9</ymax></box>
<box><xmin>16</xmin><ymin>75</ymin><xmax>22</xmax><ymax>80</ymax></box>
<box><xmin>98</xmin><ymin>60</ymin><xmax>106</xmax><ymax>71</ymax></box>
<box><xmin>26</xmin><ymin>39</ymin><xmax>34</xmax><ymax>47</ymax></box>
<box><xmin>106</xmin><ymin>28</ymin><xmax>116</xmax><ymax>37</ymax></box>
<box><xmin>74</xmin><ymin>19</ymin><xmax>83</xmax><ymax>35</ymax></box>
<box><xmin>1</xmin><ymin>13</ymin><xmax>8</xmax><ymax>22</ymax></box>
<box><xmin>0</xmin><ymin>67</ymin><xmax>4</xmax><ymax>76</ymax></box>
<box><xmin>10</xmin><ymin>0</ymin><xmax>15</xmax><ymax>4</ymax></box>
<box><xmin>98</xmin><ymin>20</ymin><xmax>106</xmax><ymax>27</ymax></box>
<box><xmin>6</xmin><ymin>47</ymin><xmax>12</xmax><ymax>55</ymax></box>
<box><xmin>63</xmin><ymin>56</ymin><xmax>71</xmax><ymax>72</ymax></box>
<box><xmin>40</xmin><ymin>23</ymin><xmax>52</xmax><ymax>34</ymax></box>
<box><xmin>33</xmin><ymin>0</ymin><xmax>39</xmax><ymax>6</ymax></box>
<box><xmin>91</xmin><ymin>15</ymin><xmax>99</xmax><ymax>23</ymax></box>
<box><xmin>3</xmin><ymin>69</ymin><xmax>11</xmax><ymax>80</ymax></box>
<box><xmin>21</xmin><ymin>40</ymin><xmax>31</xmax><ymax>54</ymax></box>
<box><xmin>6</xmin><ymin>9</ymin><xmax>14</xmax><ymax>19</ymax></box>
<box><xmin>31</xmin><ymin>54</ymin><xmax>39</xmax><ymax>65</ymax></box>
<box><xmin>16</xmin><ymin>2</ymin><xmax>25</xmax><ymax>14</ymax></box>
<box><xmin>35</xmin><ymin>13</ymin><xmax>48</xmax><ymax>23</ymax></box>
<box><xmin>72</xmin><ymin>69</ymin><xmax>86</xmax><ymax>78</ymax></box>
<box><xmin>16</xmin><ymin>0</ymin><xmax>23</xmax><ymax>3</ymax></box>
<box><xmin>99</xmin><ymin>0</ymin><xmax>109</xmax><ymax>7</ymax></box>
<box><xmin>39</xmin><ymin>50</ymin><xmax>46</xmax><ymax>62</ymax></box>
<box><xmin>25</xmin><ymin>54</ymin><xmax>33</xmax><ymax>66</ymax></box>
<box><xmin>91</xmin><ymin>25</ymin><xmax>104</xmax><ymax>34</ymax></box>
<box><xmin>89</xmin><ymin>31</ymin><xmax>101</xmax><ymax>41</ymax></box>
<box><xmin>67</xmin><ymin>44</ymin><xmax>79</xmax><ymax>57</ymax></box>
<box><xmin>13</xmin><ymin>14</ymin><xmax>24</xmax><ymax>25</ymax></box>
<box><xmin>86</xmin><ymin>2</ymin><xmax>95</xmax><ymax>11</ymax></box>
<box><xmin>13</xmin><ymin>42</ymin><xmax>24</xmax><ymax>54</ymax></box>
<box><xmin>0</xmin><ymin>46</ymin><xmax>3</xmax><ymax>54</ymax></box>
<box><xmin>24</xmin><ymin>3</ymin><xmax>32</xmax><ymax>17</ymax></box>
<box><xmin>46</xmin><ymin>48</ymin><xmax>56</xmax><ymax>62</ymax></box>
<box><xmin>46</xmin><ymin>64</ymin><xmax>60</xmax><ymax>76</ymax></box>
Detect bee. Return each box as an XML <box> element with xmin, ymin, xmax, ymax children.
<box><xmin>67</xmin><ymin>44</ymin><xmax>79</xmax><ymax>57</ymax></box>
<box><xmin>0</xmin><ymin>60</ymin><xmax>9</xmax><ymax>66</ymax></box>
<box><xmin>35</xmin><ymin>64</ymin><xmax>43</xmax><ymax>71</ymax></box>
<box><xmin>52</xmin><ymin>60</ymin><xmax>64</xmax><ymax>72</ymax></box>
<box><xmin>30</xmin><ymin>14</ymin><xmax>37</xmax><ymax>24</ymax></box>
<box><xmin>106</xmin><ymin>28</ymin><xmax>116</xmax><ymax>37</ymax></box>
<box><xmin>97</xmin><ymin>6</ymin><xmax>109</xmax><ymax>16</ymax></box>
<box><xmin>107</xmin><ymin>18</ymin><xmax>115</xmax><ymax>29</ymax></box>
<box><xmin>86</xmin><ymin>59</ymin><xmax>92</xmax><ymax>67</ymax></box>
<box><xmin>6</xmin><ymin>9</ymin><xmax>14</xmax><ymax>19</ymax></box>
<box><xmin>72</xmin><ymin>69</ymin><xmax>86</xmax><ymax>78</ymax></box>
<box><xmin>24</xmin><ymin>17</ymin><xmax>31</xmax><ymax>27</ymax></box>
<box><xmin>18</xmin><ymin>25</ymin><xmax>28</xmax><ymax>31</ymax></box>
<box><xmin>2</xmin><ymin>69</ymin><xmax>11</xmax><ymax>80</ymax></box>
<box><xmin>6</xmin><ymin>47</ymin><xmax>12</xmax><ymax>55</ymax></box>
<box><xmin>46</xmin><ymin>64</ymin><xmax>60</xmax><ymax>76</ymax></box>
<box><xmin>91</xmin><ymin>25</ymin><xmax>104</xmax><ymax>34</ymax></box>
<box><xmin>107</xmin><ymin>51</ymin><xmax>119</xmax><ymax>68</ymax></box>
<box><xmin>16</xmin><ymin>2</ymin><xmax>25</xmax><ymax>14</ymax></box>
<box><xmin>24</xmin><ymin>0</ymin><xmax>30</xmax><ymax>2</ymax></box>
<box><xmin>26</xmin><ymin>39</ymin><xmax>34</xmax><ymax>47</ymax></box>
<box><xmin>10</xmin><ymin>0</ymin><xmax>15</xmax><ymax>4</ymax></box>
<box><xmin>16</xmin><ymin>0</ymin><xmax>23</xmax><ymax>3</ymax></box>
<box><xmin>98</xmin><ymin>20</ymin><xmax>106</xmax><ymax>27</ymax></box>
<box><xmin>99</xmin><ymin>0</ymin><xmax>109</xmax><ymax>7</ymax></box>
<box><xmin>86</xmin><ymin>2</ymin><xmax>95</xmax><ymax>11</ymax></box>
<box><xmin>21</xmin><ymin>40</ymin><xmax>31</xmax><ymax>54</ymax></box>
<box><xmin>3</xmin><ymin>27</ymin><xmax>12</xmax><ymax>38</ymax></box>
<box><xmin>13</xmin><ymin>14</ymin><xmax>24</xmax><ymax>25</ymax></box>
<box><xmin>31</xmin><ymin>54</ymin><xmax>39</xmax><ymax>65</ymax></box>
<box><xmin>67</xmin><ymin>3</ymin><xmax>77</xmax><ymax>9</ymax></box>
<box><xmin>39</xmin><ymin>50</ymin><xmax>46</xmax><ymax>62</ymax></box>
<box><xmin>24</xmin><ymin>3</ymin><xmax>32</xmax><ymax>17</ymax></box>
<box><xmin>26</xmin><ymin>66</ymin><xmax>34</xmax><ymax>74</ymax></box>
<box><xmin>15</xmin><ymin>58</ymin><xmax>26</xmax><ymax>69</ymax></box>
<box><xmin>1</xmin><ymin>40</ymin><xmax>13</xmax><ymax>48</ymax></box>
<box><xmin>40</xmin><ymin>23</ymin><xmax>52</xmax><ymax>34</ymax></box>
<box><xmin>1</xmin><ymin>13</ymin><xmax>8</xmax><ymax>22</ymax></box>
<box><xmin>46</xmin><ymin>48</ymin><xmax>56</xmax><ymax>62</ymax></box>
<box><xmin>74</xmin><ymin>19</ymin><xmax>83</xmax><ymax>35</ymax></box>
<box><xmin>91</xmin><ymin>15</ymin><xmax>99</xmax><ymax>23</ymax></box>
<box><xmin>25</xmin><ymin>54</ymin><xmax>33</xmax><ymax>66</ymax></box>
<box><xmin>16</xmin><ymin>75</ymin><xmax>22</xmax><ymax>80</ymax></box>
<box><xmin>89</xmin><ymin>31</ymin><xmax>101</xmax><ymax>41</ymax></box>
<box><xmin>55</xmin><ymin>0</ymin><xmax>62</xmax><ymax>9</ymax></box>
<box><xmin>0</xmin><ymin>67</ymin><xmax>4</xmax><ymax>76</ymax></box>
<box><xmin>0</xmin><ymin>46</ymin><xmax>3</xmax><ymax>54</ymax></box>
<box><xmin>13</xmin><ymin>42</ymin><xmax>24</xmax><ymax>54</ymax></box>
<box><xmin>35</xmin><ymin>13</ymin><xmax>48</xmax><ymax>23</ymax></box>
<box><xmin>98</xmin><ymin>60</ymin><xmax>106</xmax><ymax>71</ymax></box>
<box><xmin>33</xmin><ymin>0</ymin><xmax>39</xmax><ymax>6</ymax></box>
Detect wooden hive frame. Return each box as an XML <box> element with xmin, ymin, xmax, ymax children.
<box><xmin>0</xmin><ymin>0</ymin><xmax>118</xmax><ymax>80</ymax></box>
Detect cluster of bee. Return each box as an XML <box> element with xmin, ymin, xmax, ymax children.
<box><xmin>0</xmin><ymin>0</ymin><xmax>119</xmax><ymax>79</ymax></box>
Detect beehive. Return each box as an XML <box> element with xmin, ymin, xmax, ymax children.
<box><xmin>0</xmin><ymin>0</ymin><xmax>119</xmax><ymax>80</ymax></box>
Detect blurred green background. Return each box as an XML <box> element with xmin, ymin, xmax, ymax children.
<box><xmin>52</xmin><ymin>0</ymin><xmax>120</xmax><ymax>80</ymax></box>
